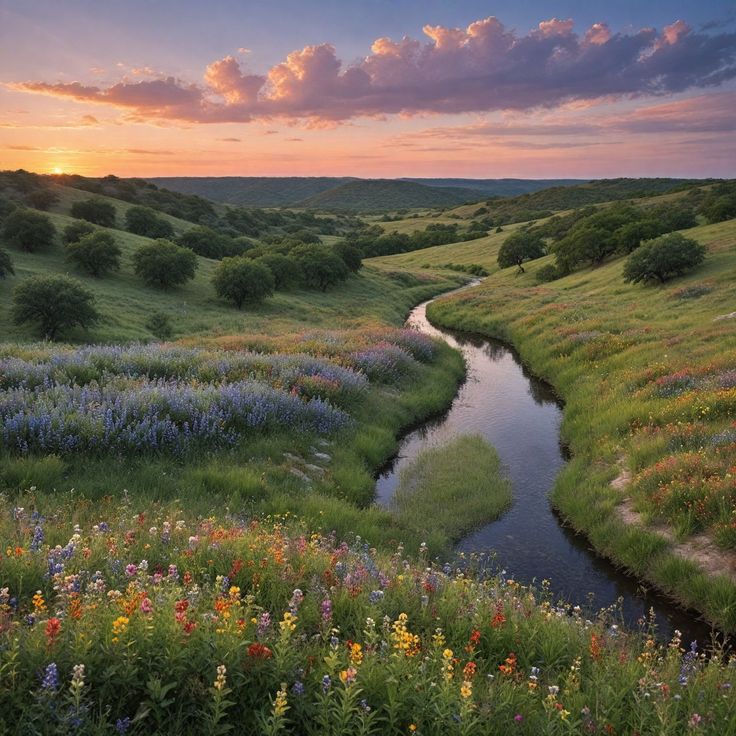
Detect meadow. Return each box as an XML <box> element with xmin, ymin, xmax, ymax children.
<box><xmin>425</xmin><ymin>217</ymin><xmax>736</xmax><ymax>630</ymax></box>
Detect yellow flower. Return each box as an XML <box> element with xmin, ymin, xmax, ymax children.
<box><xmin>273</xmin><ymin>683</ymin><xmax>288</xmax><ymax>717</ymax></box>
<box><xmin>279</xmin><ymin>611</ymin><xmax>297</xmax><ymax>633</ymax></box>
<box><xmin>408</xmin><ymin>725</ymin><xmax>417</xmax><ymax>733</ymax></box>
<box><xmin>349</xmin><ymin>642</ymin><xmax>364</xmax><ymax>665</ymax></box>
<box><xmin>111</xmin><ymin>615</ymin><xmax>129</xmax><ymax>643</ymax></box>
<box><xmin>460</xmin><ymin>680</ymin><xmax>472</xmax><ymax>699</ymax></box>
<box><xmin>32</xmin><ymin>591</ymin><xmax>46</xmax><ymax>613</ymax></box>
<box><xmin>213</xmin><ymin>664</ymin><xmax>227</xmax><ymax>691</ymax></box>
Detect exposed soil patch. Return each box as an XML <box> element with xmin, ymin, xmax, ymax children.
<box><xmin>613</xmin><ymin>461</ymin><xmax>736</xmax><ymax>581</ymax></box>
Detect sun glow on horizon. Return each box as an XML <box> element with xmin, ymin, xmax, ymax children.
<box><xmin>51</xmin><ymin>166</ymin><xmax>64</xmax><ymax>175</ymax></box>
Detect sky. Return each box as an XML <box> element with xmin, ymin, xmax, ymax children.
<box><xmin>1</xmin><ymin>0</ymin><xmax>735</xmax><ymax>179</ymax></box>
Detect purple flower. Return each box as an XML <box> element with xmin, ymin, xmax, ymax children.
<box><xmin>41</xmin><ymin>662</ymin><xmax>58</xmax><ymax>692</ymax></box>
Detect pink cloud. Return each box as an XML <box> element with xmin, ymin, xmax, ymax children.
<box><xmin>10</xmin><ymin>16</ymin><xmax>736</xmax><ymax>124</ymax></box>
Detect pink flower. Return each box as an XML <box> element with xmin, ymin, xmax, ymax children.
<box><xmin>140</xmin><ymin>597</ymin><xmax>153</xmax><ymax>614</ymax></box>
<box><xmin>125</xmin><ymin>564</ymin><xmax>137</xmax><ymax>577</ymax></box>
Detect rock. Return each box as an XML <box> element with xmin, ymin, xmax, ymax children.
<box><xmin>304</xmin><ymin>463</ymin><xmax>325</xmax><ymax>476</ymax></box>
<box><xmin>289</xmin><ymin>468</ymin><xmax>311</xmax><ymax>484</ymax></box>
<box><xmin>313</xmin><ymin>452</ymin><xmax>332</xmax><ymax>463</ymax></box>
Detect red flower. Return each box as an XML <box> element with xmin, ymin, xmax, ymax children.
<box><xmin>45</xmin><ymin>617</ymin><xmax>61</xmax><ymax>646</ymax></box>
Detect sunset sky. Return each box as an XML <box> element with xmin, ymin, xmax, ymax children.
<box><xmin>1</xmin><ymin>0</ymin><xmax>735</xmax><ymax>179</ymax></box>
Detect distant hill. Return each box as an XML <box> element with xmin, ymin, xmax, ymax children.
<box><xmin>148</xmin><ymin>177</ymin><xmax>357</xmax><ymax>207</ymax></box>
<box><xmin>294</xmin><ymin>180</ymin><xmax>485</xmax><ymax>212</ymax></box>
<box><xmin>402</xmin><ymin>178</ymin><xmax>585</xmax><ymax>197</ymax></box>
<box><xmin>147</xmin><ymin>176</ymin><xmax>585</xmax><ymax>210</ymax></box>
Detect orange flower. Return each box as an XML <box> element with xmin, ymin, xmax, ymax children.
<box><xmin>45</xmin><ymin>617</ymin><xmax>61</xmax><ymax>646</ymax></box>
<box><xmin>499</xmin><ymin>652</ymin><xmax>517</xmax><ymax>676</ymax></box>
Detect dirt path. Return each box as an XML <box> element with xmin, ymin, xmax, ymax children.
<box><xmin>613</xmin><ymin>463</ymin><xmax>736</xmax><ymax>581</ymax></box>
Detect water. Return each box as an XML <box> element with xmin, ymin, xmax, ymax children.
<box><xmin>376</xmin><ymin>291</ymin><xmax>715</xmax><ymax>643</ymax></box>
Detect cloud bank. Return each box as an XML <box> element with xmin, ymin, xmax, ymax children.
<box><xmin>10</xmin><ymin>16</ymin><xmax>736</xmax><ymax>124</ymax></box>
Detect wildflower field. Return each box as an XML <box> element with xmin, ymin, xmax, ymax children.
<box><xmin>2</xmin><ymin>500</ymin><xmax>736</xmax><ymax>735</ymax></box>
<box><xmin>425</xmin><ymin>217</ymin><xmax>736</xmax><ymax>629</ymax></box>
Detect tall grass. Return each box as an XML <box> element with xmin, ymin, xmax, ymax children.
<box><xmin>391</xmin><ymin>435</ymin><xmax>512</xmax><ymax>552</ymax></box>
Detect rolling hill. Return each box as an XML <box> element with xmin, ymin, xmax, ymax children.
<box><xmin>401</xmin><ymin>178</ymin><xmax>585</xmax><ymax>196</ymax></box>
<box><xmin>293</xmin><ymin>179</ymin><xmax>485</xmax><ymax>212</ymax></box>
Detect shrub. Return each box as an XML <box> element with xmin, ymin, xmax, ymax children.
<box><xmin>213</xmin><ymin>257</ymin><xmax>274</xmax><ymax>308</ymax></box>
<box><xmin>177</xmin><ymin>226</ymin><xmax>235</xmax><ymax>259</ymax></box>
<box><xmin>70</xmin><ymin>197</ymin><xmax>116</xmax><ymax>227</ymax></box>
<box><xmin>292</xmin><ymin>244</ymin><xmax>349</xmax><ymax>291</ymax></box>
<box><xmin>24</xmin><ymin>187</ymin><xmax>59</xmax><ymax>210</ymax></box>
<box><xmin>623</xmin><ymin>233</ymin><xmax>706</xmax><ymax>285</ymax></box>
<box><xmin>65</xmin><ymin>231</ymin><xmax>121</xmax><ymax>277</ymax></box>
<box><xmin>497</xmin><ymin>231</ymin><xmax>545</xmax><ymax>273</ymax></box>
<box><xmin>145</xmin><ymin>311</ymin><xmax>175</xmax><ymax>340</ymax></box>
<box><xmin>0</xmin><ymin>248</ymin><xmax>14</xmax><ymax>279</ymax></box>
<box><xmin>62</xmin><ymin>220</ymin><xmax>96</xmax><ymax>244</ymax></box>
<box><xmin>124</xmin><ymin>205</ymin><xmax>175</xmax><ymax>239</ymax></box>
<box><xmin>535</xmin><ymin>263</ymin><xmax>560</xmax><ymax>283</ymax></box>
<box><xmin>254</xmin><ymin>253</ymin><xmax>301</xmax><ymax>290</ymax></box>
<box><xmin>2</xmin><ymin>208</ymin><xmax>56</xmax><ymax>252</ymax></box>
<box><xmin>133</xmin><ymin>239</ymin><xmax>198</xmax><ymax>289</ymax></box>
<box><xmin>333</xmin><ymin>242</ymin><xmax>363</xmax><ymax>273</ymax></box>
<box><xmin>11</xmin><ymin>274</ymin><xmax>100</xmax><ymax>340</ymax></box>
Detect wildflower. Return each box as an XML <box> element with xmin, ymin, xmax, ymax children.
<box><xmin>514</xmin><ymin>714</ymin><xmax>524</xmax><ymax>723</ymax></box>
<box><xmin>463</xmin><ymin>662</ymin><xmax>477</xmax><ymax>680</ymax></box>
<box><xmin>70</xmin><ymin>663</ymin><xmax>85</xmax><ymax>696</ymax></box>
<box><xmin>115</xmin><ymin>717</ymin><xmax>131</xmax><ymax>735</ymax></box>
<box><xmin>213</xmin><ymin>664</ymin><xmax>227</xmax><ymax>691</ymax></box>
<box><xmin>321</xmin><ymin>598</ymin><xmax>332</xmax><ymax>622</ymax></box>
<box><xmin>124</xmin><ymin>564</ymin><xmax>137</xmax><ymax>577</ymax></box>
<box><xmin>432</xmin><ymin>628</ymin><xmax>446</xmax><ymax>649</ymax></box>
<box><xmin>349</xmin><ymin>642</ymin><xmax>364</xmax><ymax>665</ymax></box>
<box><xmin>689</xmin><ymin>713</ymin><xmax>702</xmax><ymax>728</ymax></box>
<box><xmin>247</xmin><ymin>643</ymin><xmax>273</xmax><ymax>659</ymax></box>
<box><xmin>41</xmin><ymin>662</ymin><xmax>59</xmax><ymax>692</ymax></box>
<box><xmin>140</xmin><ymin>597</ymin><xmax>153</xmax><ymax>614</ymax></box>
<box><xmin>111</xmin><ymin>615</ymin><xmax>129</xmax><ymax>643</ymax></box>
<box><xmin>460</xmin><ymin>680</ymin><xmax>472</xmax><ymax>699</ymax></box>
<box><xmin>408</xmin><ymin>725</ymin><xmax>417</xmax><ymax>733</ymax></box>
<box><xmin>45</xmin><ymin>617</ymin><xmax>61</xmax><ymax>646</ymax></box>
<box><xmin>499</xmin><ymin>652</ymin><xmax>517</xmax><ymax>676</ymax></box>
<box><xmin>279</xmin><ymin>611</ymin><xmax>297</xmax><ymax>633</ymax></box>
<box><xmin>273</xmin><ymin>683</ymin><xmax>288</xmax><ymax>717</ymax></box>
<box><xmin>339</xmin><ymin>667</ymin><xmax>358</xmax><ymax>685</ymax></box>
<box><xmin>291</xmin><ymin>681</ymin><xmax>305</xmax><ymax>696</ymax></box>
<box><xmin>590</xmin><ymin>633</ymin><xmax>602</xmax><ymax>661</ymax></box>
<box><xmin>32</xmin><ymin>591</ymin><xmax>46</xmax><ymax>613</ymax></box>
<box><xmin>321</xmin><ymin>675</ymin><xmax>331</xmax><ymax>693</ymax></box>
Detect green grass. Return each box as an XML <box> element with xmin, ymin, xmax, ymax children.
<box><xmin>391</xmin><ymin>435</ymin><xmax>512</xmax><ymax>552</ymax></box>
<box><xmin>0</xmin><ymin>206</ymin><xmax>464</xmax><ymax>342</ymax></box>
<box><xmin>423</xmin><ymin>217</ymin><xmax>736</xmax><ymax>629</ymax></box>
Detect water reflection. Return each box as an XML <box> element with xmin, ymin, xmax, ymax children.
<box><xmin>376</xmin><ymin>296</ymin><xmax>716</xmax><ymax>643</ymax></box>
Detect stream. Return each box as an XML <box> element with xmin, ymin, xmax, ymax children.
<box><xmin>376</xmin><ymin>288</ymin><xmax>714</xmax><ymax>643</ymax></box>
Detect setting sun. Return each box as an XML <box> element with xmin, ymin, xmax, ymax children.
<box><xmin>51</xmin><ymin>167</ymin><xmax>63</xmax><ymax>175</ymax></box>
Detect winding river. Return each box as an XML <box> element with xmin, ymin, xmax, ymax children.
<box><xmin>376</xmin><ymin>288</ymin><xmax>712</xmax><ymax>642</ymax></box>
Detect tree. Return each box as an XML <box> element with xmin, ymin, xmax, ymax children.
<box><xmin>212</xmin><ymin>257</ymin><xmax>274</xmax><ymax>308</ymax></box>
<box><xmin>554</xmin><ymin>226</ymin><xmax>616</xmax><ymax>272</ymax></box>
<box><xmin>125</xmin><ymin>206</ymin><xmax>175</xmax><ymax>239</ymax></box>
<box><xmin>291</xmin><ymin>244</ymin><xmax>349</xmax><ymax>291</ymax></box>
<box><xmin>497</xmin><ymin>231</ymin><xmax>545</xmax><ymax>273</ymax></box>
<box><xmin>12</xmin><ymin>274</ymin><xmax>100</xmax><ymax>340</ymax></box>
<box><xmin>3</xmin><ymin>209</ymin><xmax>56</xmax><ymax>252</ymax></box>
<box><xmin>177</xmin><ymin>226</ymin><xmax>236</xmax><ymax>259</ymax></box>
<box><xmin>0</xmin><ymin>248</ymin><xmax>14</xmax><ymax>278</ymax></box>
<box><xmin>63</xmin><ymin>220</ymin><xmax>96</xmax><ymax>244</ymax></box>
<box><xmin>615</xmin><ymin>220</ymin><xmax>664</xmax><ymax>253</ymax></box>
<box><xmin>133</xmin><ymin>239</ymin><xmax>198</xmax><ymax>289</ymax></box>
<box><xmin>145</xmin><ymin>311</ymin><xmax>174</xmax><ymax>340</ymax></box>
<box><xmin>254</xmin><ymin>253</ymin><xmax>301</xmax><ymax>290</ymax></box>
<box><xmin>332</xmin><ymin>242</ymin><xmax>363</xmax><ymax>273</ymax></box>
<box><xmin>65</xmin><ymin>231</ymin><xmax>122</xmax><ymax>277</ymax></box>
<box><xmin>623</xmin><ymin>233</ymin><xmax>706</xmax><ymax>285</ymax></box>
<box><xmin>70</xmin><ymin>198</ymin><xmax>116</xmax><ymax>227</ymax></box>
<box><xmin>25</xmin><ymin>188</ymin><xmax>59</xmax><ymax>211</ymax></box>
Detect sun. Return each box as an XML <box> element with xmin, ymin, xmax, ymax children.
<box><xmin>51</xmin><ymin>166</ymin><xmax>63</xmax><ymax>175</ymax></box>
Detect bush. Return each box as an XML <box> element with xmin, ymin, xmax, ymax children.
<box><xmin>124</xmin><ymin>205</ymin><xmax>175</xmax><ymax>239</ymax></box>
<box><xmin>11</xmin><ymin>274</ymin><xmax>100</xmax><ymax>339</ymax></box>
<box><xmin>2</xmin><ymin>208</ymin><xmax>56</xmax><ymax>252</ymax></box>
<box><xmin>70</xmin><ymin>197</ymin><xmax>116</xmax><ymax>227</ymax></box>
<box><xmin>292</xmin><ymin>244</ymin><xmax>349</xmax><ymax>291</ymax></box>
<box><xmin>254</xmin><ymin>253</ymin><xmax>301</xmax><ymax>290</ymax></box>
<box><xmin>623</xmin><ymin>233</ymin><xmax>706</xmax><ymax>285</ymax></box>
<box><xmin>65</xmin><ymin>231</ymin><xmax>122</xmax><ymax>277</ymax></box>
<box><xmin>497</xmin><ymin>231</ymin><xmax>545</xmax><ymax>273</ymax></box>
<box><xmin>145</xmin><ymin>311</ymin><xmax>175</xmax><ymax>340</ymax></box>
<box><xmin>535</xmin><ymin>263</ymin><xmax>560</xmax><ymax>283</ymax></box>
<box><xmin>0</xmin><ymin>248</ymin><xmax>14</xmax><ymax>278</ymax></box>
<box><xmin>62</xmin><ymin>220</ymin><xmax>96</xmax><ymax>244</ymax></box>
<box><xmin>212</xmin><ymin>257</ymin><xmax>274</xmax><ymax>308</ymax></box>
<box><xmin>133</xmin><ymin>239</ymin><xmax>198</xmax><ymax>289</ymax></box>
<box><xmin>333</xmin><ymin>242</ymin><xmax>363</xmax><ymax>273</ymax></box>
<box><xmin>24</xmin><ymin>188</ymin><xmax>59</xmax><ymax>211</ymax></box>
<box><xmin>177</xmin><ymin>226</ymin><xmax>237</xmax><ymax>259</ymax></box>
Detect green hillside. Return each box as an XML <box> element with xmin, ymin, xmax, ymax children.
<box><xmin>402</xmin><ymin>177</ymin><xmax>585</xmax><ymax>196</ymax></box>
<box><xmin>295</xmin><ymin>179</ymin><xmax>484</xmax><ymax>212</ymax></box>
<box><xmin>148</xmin><ymin>176</ymin><xmax>357</xmax><ymax>207</ymax></box>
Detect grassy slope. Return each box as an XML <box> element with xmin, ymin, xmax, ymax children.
<box><xmin>421</xmin><ymin>218</ymin><xmax>736</xmax><ymax>629</ymax></box>
<box><xmin>0</xmin><ymin>205</ymin><xmax>464</xmax><ymax>342</ymax></box>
